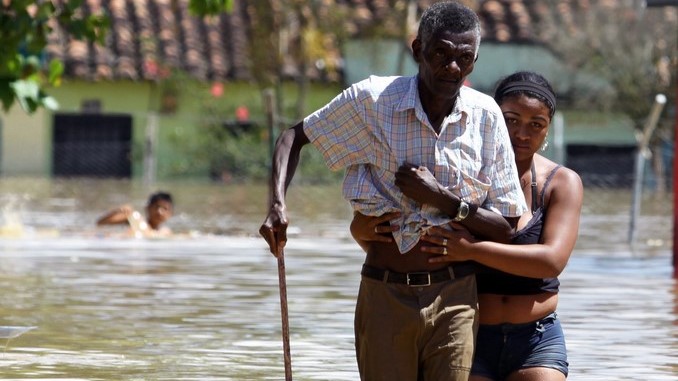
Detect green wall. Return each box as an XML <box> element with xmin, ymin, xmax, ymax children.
<box><xmin>40</xmin><ymin>79</ymin><xmax>342</xmax><ymax>180</ymax></box>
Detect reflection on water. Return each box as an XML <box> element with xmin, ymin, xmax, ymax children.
<box><xmin>0</xmin><ymin>178</ymin><xmax>675</xmax><ymax>380</ymax></box>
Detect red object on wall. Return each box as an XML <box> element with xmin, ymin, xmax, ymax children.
<box><xmin>236</xmin><ymin>105</ymin><xmax>250</xmax><ymax>122</ymax></box>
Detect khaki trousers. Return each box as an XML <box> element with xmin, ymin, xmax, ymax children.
<box><xmin>355</xmin><ymin>274</ymin><xmax>478</xmax><ymax>381</ymax></box>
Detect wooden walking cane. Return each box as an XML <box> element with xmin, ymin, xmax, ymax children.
<box><xmin>277</xmin><ymin>250</ymin><xmax>293</xmax><ymax>381</ymax></box>
<box><xmin>264</xmin><ymin>87</ymin><xmax>292</xmax><ymax>379</ymax></box>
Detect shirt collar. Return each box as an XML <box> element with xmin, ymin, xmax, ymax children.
<box><xmin>395</xmin><ymin>76</ymin><xmax>472</xmax><ymax>119</ymax></box>
<box><xmin>395</xmin><ymin>76</ymin><xmax>419</xmax><ymax>112</ymax></box>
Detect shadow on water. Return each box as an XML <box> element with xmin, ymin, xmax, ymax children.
<box><xmin>0</xmin><ymin>178</ymin><xmax>675</xmax><ymax>380</ymax></box>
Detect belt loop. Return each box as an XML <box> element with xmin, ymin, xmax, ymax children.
<box><xmin>535</xmin><ymin>320</ymin><xmax>546</xmax><ymax>333</ymax></box>
<box><xmin>447</xmin><ymin>266</ymin><xmax>456</xmax><ymax>280</ymax></box>
<box><xmin>382</xmin><ymin>269</ymin><xmax>390</xmax><ymax>283</ymax></box>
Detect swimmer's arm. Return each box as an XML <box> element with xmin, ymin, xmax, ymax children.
<box><xmin>96</xmin><ymin>205</ymin><xmax>134</xmax><ymax>226</ymax></box>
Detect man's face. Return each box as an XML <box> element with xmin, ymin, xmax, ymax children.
<box><xmin>413</xmin><ymin>30</ymin><xmax>478</xmax><ymax>101</ymax></box>
<box><xmin>146</xmin><ymin>199</ymin><xmax>173</xmax><ymax>229</ymax></box>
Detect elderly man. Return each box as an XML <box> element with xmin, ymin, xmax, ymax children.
<box><xmin>259</xmin><ymin>2</ymin><xmax>526</xmax><ymax>380</ymax></box>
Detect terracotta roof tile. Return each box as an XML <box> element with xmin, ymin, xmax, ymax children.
<box><xmin>46</xmin><ymin>0</ymin><xmax>253</xmax><ymax>81</ymax></box>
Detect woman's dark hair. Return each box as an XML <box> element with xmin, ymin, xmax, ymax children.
<box><xmin>494</xmin><ymin>71</ymin><xmax>557</xmax><ymax>118</ymax></box>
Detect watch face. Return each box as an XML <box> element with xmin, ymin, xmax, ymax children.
<box><xmin>455</xmin><ymin>201</ymin><xmax>469</xmax><ymax>221</ymax></box>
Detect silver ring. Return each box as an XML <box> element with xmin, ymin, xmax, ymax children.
<box><xmin>374</xmin><ymin>227</ymin><xmax>379</xmax><ymax>233</ymax></box>
<box><xmin>442</xmin><ymin>238</ymin><xmax>448</xmax><ymax>247</ymax></box>
<box><xmin>442</xmin><ymin>247</ymin><xmax>448</xmax><ymax>255</ymax></box>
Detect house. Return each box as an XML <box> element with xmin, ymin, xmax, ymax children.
<box><xmin>1</xmin><ymin>0</ymin><xmax>668</xmax><ymax>185</ymax></box>
<box><xmin>1</xmin><ymin>0</ymin><xmax>255</xmax><ymax>180</ymax></box>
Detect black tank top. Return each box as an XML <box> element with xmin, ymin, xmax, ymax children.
<box><xmin>476</xmin><ymin>164</ymin><xmax>562</xmax><ymax>295</ymax></box>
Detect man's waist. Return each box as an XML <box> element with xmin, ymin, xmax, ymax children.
<box><xmin>364</xmin><ymin>240</ymin><xmax>466</xmax><ymax>273</ymax></box>
<box><xmin>361</xmin><ymin>262</ymin><xmax>476</xmax><ymax>286</ymax></box>
<box><xmin>352</xmin><ymin>212</ymin><xmax>451</xmax><ymax>255</ymax></box>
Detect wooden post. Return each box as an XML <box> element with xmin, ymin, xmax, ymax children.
<box><xmin>646</xmin><ymin>0</ymin><xmax>678</xmax><ymax>280</ymax></box>
<box><xmin>628</xmin><ymin>94</ymin><xmax>666</xmax><ymax>246</ymax></box>
<box><xmin>263</xmin><ymin>89</ymin><xmax>276</xmax><ymax>166</ymax></box>
<box><xmin>143</xmin><ymin>112</ymin><xmax>158</xmax><ymax>185</ymax></box>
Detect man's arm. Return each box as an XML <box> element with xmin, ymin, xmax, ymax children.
<box><xmin>96</xmin><ymin>205</ymin><xmax>134</xmax><ymax>226</ymax></box>
<box><xmin>395</xmin><ymin>164</ymin><xmax>516</xmax><ymax>243</ymax></box>
<box><xmin>259</xmin><ymin>122</ymin><xmax>310</xmax><ymax>257</ymax></box>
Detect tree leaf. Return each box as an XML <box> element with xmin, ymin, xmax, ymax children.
<box><xmin>10</xmin><ymin>79</ymin><xmax>40</xmax><ymax>112</ymax></box>
<box><xmin>48</xmin><ymin>59</ymin><xmax>65</xmax><ymax>86</ymax></box>
<box><xmin>0</xmin><ymin>79</ymin><xmax>16</xmax><ymax>112</ymax></box>
<box><xmin>40</xmin><ymin>94</ymin><xmax>60</xmax><ymax>111</ymax></box>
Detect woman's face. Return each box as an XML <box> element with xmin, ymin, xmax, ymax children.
<box><xmin>499</xmin><ymin>94</ymin><xmax>551</xmax><ymax>161</ymax></box>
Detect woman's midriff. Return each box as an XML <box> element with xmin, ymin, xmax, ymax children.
<box><xmin>478</xmin><ymin>292</ymin><xmax>559</xmax><ymax>324</ymax></box>
<box><xmin>364</xmin><ymin>239</ymin><xmax>451</xmax><ymax>273</ymax></box>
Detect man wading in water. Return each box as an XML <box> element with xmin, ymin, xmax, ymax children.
<box><xmin>260</xmin><ymin>2</ymin><xmax>526</xmax><ymax>379</ymax></box>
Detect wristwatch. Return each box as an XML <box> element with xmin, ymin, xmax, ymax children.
<box><xmin>453</xmin><ymin>200</ymin><xmax>470</xmax><ymax>221</ymax></box>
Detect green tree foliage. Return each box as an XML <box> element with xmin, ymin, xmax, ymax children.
<box><xmin>536</xmin><ymin>1</ymin><xmax>676</xmax><ymax>129</ymax></box>
<box><xmin>188</xmin><ymin>0</ymin><xmax>233</xmax><ymax>15</ymax></box>
<box><xmin>185</xmin><ymin>0</ymin><xmax>412</xmax><ymax>183</ymax></box>
<box><xmin>164</xmin><ymin>78</ymin><xmax>342</xmax><ymax>183</ymax></box>
<box><xmin>535</xmin><ymin>1</ymin><xmax>676</xmax><ymax>191</ymax></box>
<box><xmin>0</xmin><ymin>0</ymin><xmax>108</xmax><ymax>113</ymax></box>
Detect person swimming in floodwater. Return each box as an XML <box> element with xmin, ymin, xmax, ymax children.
<box><xmin>96</xmin><ymin>191</ymin><xmax>174</xmax><ymax>238</ymax></box>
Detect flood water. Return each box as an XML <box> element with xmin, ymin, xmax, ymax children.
<box><xmin>0</xmin><ymin>178</ymin><xmax>676</xmax><ymax>380</ymax></box>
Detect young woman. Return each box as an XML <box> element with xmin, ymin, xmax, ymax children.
<box><xmin>351</xmin><ymin>71</ymin><xmax>583</xmax><ymax>380</ymax></box>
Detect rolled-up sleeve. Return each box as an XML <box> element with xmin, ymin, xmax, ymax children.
<box><xmin>303</xmin><ymin>85</ymin><xmax>375</xmax><ymax>171</ymax></box>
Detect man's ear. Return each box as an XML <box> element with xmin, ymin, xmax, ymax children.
<box><xmin>411</xmin><ymin>38</ymin><xmax>422</xmax><ymax>63</ymax></box>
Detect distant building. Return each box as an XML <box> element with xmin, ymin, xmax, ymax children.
<box><xmin>0</xmin><ymin>1</ymin><xmax>657</xmax><ymax>186</ymax></box>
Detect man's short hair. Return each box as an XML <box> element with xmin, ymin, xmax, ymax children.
<box><xmin>417</xmin><ymin>1</ymin><xmax>481</xmax><ymax>51</ymax></box>
<box><xmin>148</xmin><ymin>191</ymin><xmax>173</xmax><ymax>206</ymax></box>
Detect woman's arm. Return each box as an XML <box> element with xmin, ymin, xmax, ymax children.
<box><xmin>350</xmin><ymin>211</ymin><xmax>400</xmax><ymax>252</ymax></box>
<box><xmin>423</xmin><ymin>168</ymin><xmax>583</xmax><ymax>278</ymax></box>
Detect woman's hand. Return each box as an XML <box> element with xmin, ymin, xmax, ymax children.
<box><xmin>420</xmin><ymin>223</ymin><xmax>478</xmax><ymax>263</ymax></box>
<box><xmin>350</xmin><ymin>212</ymin><xmax>401</xmax><ymax>252</ymax></box>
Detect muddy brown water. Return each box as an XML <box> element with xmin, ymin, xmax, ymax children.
<box><xmin>0</xmin><ymin>178</ymin><xmax>674</xmax><ymax>380</ymax></box>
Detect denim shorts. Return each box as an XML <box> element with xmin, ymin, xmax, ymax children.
<box><xmin>471</xmin><ymin>312</ymin><xmax>568</xmax><ymax>379</ymax></box>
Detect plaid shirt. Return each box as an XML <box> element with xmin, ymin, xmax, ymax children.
<box><xmin>304</xmin><ymin>75</ymin><xmax>527</xmax><ymax>253</ymax></box>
